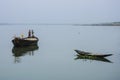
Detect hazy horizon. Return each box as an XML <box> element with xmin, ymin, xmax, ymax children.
<box><xmin>0</xmin><ymin>0</ymin><xmax>120</xmax><ymax>24</ymax></box>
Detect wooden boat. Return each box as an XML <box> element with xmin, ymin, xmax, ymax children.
<box><xmin>12</xmin><ymin>30</ymin><xmax>39</xmax><ymax>47</ymax></box>
<box><xmin>74</xmin><ymin>50</ymin><xmax>113</xmax><ymax>57</ymax></box>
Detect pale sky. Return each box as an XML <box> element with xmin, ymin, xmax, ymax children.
<box><xmin>0</xmin><ymin>0</ymin><xmax>120</xmax><ymax>24</ymax></box>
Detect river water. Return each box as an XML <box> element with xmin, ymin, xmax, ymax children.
<box><xmin>0</xmin><ymin>25</ymin><xmax>120</xmax><ymax>80</ymax></box>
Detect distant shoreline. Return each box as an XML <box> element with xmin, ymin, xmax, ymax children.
<box><xmin>0</xmin><ymin>22</ymin><xmax>120</xmax><ymax>26</ymax></box>
<box><xmin>81</xmin><ymin>22</ymin><xmax>120</xmax><ymax>26</ymax></box>
<box><xmin>73</xmin><ymin>22</ymin><xmax>120</xmax><ymax>26</ymax></box>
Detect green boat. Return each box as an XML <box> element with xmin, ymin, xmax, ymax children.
<box><xmin>74</xmin><ymin>50</ymin><xmax>113</xmax><ymax>57</ymax></box>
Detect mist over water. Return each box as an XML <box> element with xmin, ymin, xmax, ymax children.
<box><xmin>0</xmin><ymin>24</ymin><xmax>120</xmax><ymax>80</ymax></box>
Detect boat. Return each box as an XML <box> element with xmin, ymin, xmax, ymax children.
<box><xmin>12</xmin><ymin>30</ymin><xmax>39</xmax><ymax>47</ymax></box>
<box><xmin>74</xmin><ymin>50</ymin><xmax>113</xmax><ymax>57</ymax></box>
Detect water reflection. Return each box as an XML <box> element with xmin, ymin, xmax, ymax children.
<box><xmin>75</xmin><ymin>55</ymin><xmax>112</xmax><ymax>63</ymax></box>
<box><xmin>12</xmin><ymin>45</ymin><xmax>39</xmax><ymax>63</ymax></box>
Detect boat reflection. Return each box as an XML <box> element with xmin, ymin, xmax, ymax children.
<box><xmin>75</xmin><ymin>55</ymin><xmax>112</xmax><ymax>63</ymax></box>
<box><xmin>12</xmin><ymin>45</ymin><xmax>39</xmax><ymax>63</ymax></box>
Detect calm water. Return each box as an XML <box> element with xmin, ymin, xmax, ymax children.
<box><xmin>0</xmin><ymin>25</ymin><xmax>120</xmax><ymax>80</ymax></box>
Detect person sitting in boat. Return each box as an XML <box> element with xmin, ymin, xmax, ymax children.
<box><xmin>21</xmin><ymin>34</ymin><xmax>24</xmax><ymax>38</ymax></box>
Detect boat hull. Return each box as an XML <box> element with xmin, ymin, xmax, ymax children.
<box><xmin>12</xmin><ymin>38</ymin><xmax>38</xmax><ymax>47</ymax></box>
<box><xmin>74</xmin><ymin>50</ymin><xmax>113</xmax><ymax>57</ymax></box>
